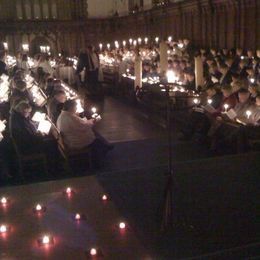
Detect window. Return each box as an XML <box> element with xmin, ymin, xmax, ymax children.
<box><xmin>51</xmin><ymin>1</ymin><xmax>57</xmax><ymax>19</ymax></box>
<box><xmin>34</xmin><ymin>0</ymin><xmax>41</xmax><ymax>19</ymax></box>
<box><xmin>42</xmin><ymin>0</ymin><xmax>49</xmax><ymax>19</ymax></box>
<box><xmin>25</xmin><ymin>0</ymin><xmax>32</xmax><ymax>19</ymax></box>
<box><xmin>16</xmin><ymin>0</ymin><xmax>23</xmax><ymax>19</ymax></box>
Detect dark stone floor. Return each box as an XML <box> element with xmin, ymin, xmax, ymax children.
<box><xmin>1</xmin><ymin>96</ymin><xmax>259</xmax><ymax>258</ymax></box>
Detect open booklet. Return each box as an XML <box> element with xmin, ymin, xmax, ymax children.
<box><xmin>226</xmin><ymin>108</ymin><xmax>237</xmax><ymax>120</ymax></box>
<box><xmin>202</xmin><ymin>104</ymin><xmax>217</xmax><ymax>113</ymax></box>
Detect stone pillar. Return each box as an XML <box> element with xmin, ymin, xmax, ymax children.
<box><xmin>194</xmin><ymin>55</ymin><xmax>204</xmax><ymax>90</ymax></box>
<box><xmin>134</xmin><ymin>54</ymin><xmax>142</xmax><ymax>89</ymax></box>
<box><xmin>159</xmin><ymin>41</ymin><xmax>168</xmax><ymax>76</ymax></box>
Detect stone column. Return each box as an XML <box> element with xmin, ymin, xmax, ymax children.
<box><xmin>159</xmin><ymin>41</ymin><xmax>168</xmax><ymax>76</ymax></box>
<box><xmin>135</xmin><ymin>54</ymin><xmax>142</xmax><ymax>89</ymax></box>
<box><xmin>194</xmin><ymin>55</ymin><xmax>204</xmax><ymax>90</ymax></box>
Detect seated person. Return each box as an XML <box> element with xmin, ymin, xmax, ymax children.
<box><xmin>248</xmin><ymin>83</ymin><xmax>259</xmax><ymax>101</ymax></box>
<box><xmin>180</xmin><ymin>85</ymin><xmax>222</xmax><ymax>142</ymax></box>
<box><xmin>57</xmin><ymin>99</ymin><xmax>112</xmax><ymax>167</ymax></box>
<box><xmin>211</xmin><ymin>89</ymin><xmax>253</xmax><ymax>153</ymax></box>
<box><xmin>233</xmin><ymin>88</ymin><xmax>252</xmax><ymax>118</ymax></box>
<box><xmin>47</xmin><ymin>90</ymin><xmax>67</xmax><ymax>124</ymax></box>
<box><xmin>9</xmin><ymin>80</ymin><xmax>34</xmax><ymax>108</ymax></box>
<box><xmin>9</xmin><ymin>101</ymin><xmax>41</xmax><ymax>154</ymax></box>
<box><xmin>217</xmin><ymin>84</ymin><xmax>238</xmax><ymax>114</ymax></box>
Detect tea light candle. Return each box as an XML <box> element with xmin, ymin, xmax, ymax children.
<box><xmin>102</xmin><ymin>194</ymin><xmax>108</xmax><ymax>201</ymax></box>
<box><xmin>224</xmin><ymin>104</ymin><xmax>229</xmax><ymax>112</ymax></box>
<box><xmin>1</xmin><ymin>197</ymin><xmax>7</xmax><ymax>205</ymax></box>
<box><xmin>38</xmin><ymin>235</ymin><xmax>54</xmax><ymax>246</ymax></box>
<box><xmin>193</xmin><ymin>98</ymin><xmax>199</xmax><ymax>105</ymax></box>
<box><xmin>0</xmin><ymin>224</ymin><xmax>8</xmax><ymax>233</ymax></box>
<box><xmin>246</xmin><ymin>110</ymin><xmax>252</xmax><ymax>119</ymax></box>
<box><xmin>119</xmin><ymin>222</ymin><xmax>126</xmax><ymax>229</ymax></box>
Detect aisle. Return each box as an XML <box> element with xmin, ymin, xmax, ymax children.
<box><xmin>95</xmin><ymin>97</ymin><xmax>165</xmax><ymax>143</ymax></box>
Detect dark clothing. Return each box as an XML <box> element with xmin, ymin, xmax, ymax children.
<box><xmin>47</xmin><ymin>98</ymin><xmax>63</xmax><ymax>124</ymax></box>
<box><xmin>9</xmin><ymin>89</ymin><xmax>34</xmax><ymax>108</ymax></box>
<box><xmin>9</xmin><ymin>110</ymin><xmax>41</xmax><ymax>153</ymax></box>
<box><xmin>0</xmin><ymin>60</ymin><xmax>8</xmax><ymax>76</ymax></box>
<box><xmin>219</xmin><ymin>70</ymin><xmax>232</xmax><ymax>85</ymax></box>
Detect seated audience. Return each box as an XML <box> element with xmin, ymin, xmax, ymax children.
<box><xmin>47</xmin><ymin>90</ymin><xmax>67</xmax><ymax>124</ymax></box>
<box><xmin>57</xmin><ymin>100</ymin><xmax>113</xmax><ymax>167</ymax></box>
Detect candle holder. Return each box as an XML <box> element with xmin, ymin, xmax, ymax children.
<box><xmin>0</xmin><ymin>224</ymin><xmax>10</xmax><ymax>234</ymax></box>
<box><xmin>86</xmin><ymin>248</ymin><xmax>103</xmax><ymax>259</ymax></box>
<box><xmin>63</xmin><ymin>187</ymin><xmax>75</xmax><ymax>196</ymax></box>
<box><xmin>73</xmin><ymin>213</ymin><xmax>86</xmax><ymax>221</ymax></box>
<box><xmin>37</xmin><ymin>235</ymin><xmax>54</xmax><ymax>247</ymax></box>
<box><xmin>33</xmin><ymin>204</ymin><xmax>47</xmax><ymax>214</ymax></box>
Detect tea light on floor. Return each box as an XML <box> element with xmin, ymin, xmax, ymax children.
<box><xmin>33</xmin><ymin>203</ymin><xmax>46</xmax><ymax>213</ymax></box>
<box><xmin>38</xmin><ymin>235</ymin><xmax>54</xmax><ymax>246</ymax></box>
<box><xmin>1</xmin><ymin>197</ymin><xmax>8</xmax><ymax>205</ymax></box>
<box><xmin>102</xmin><ymin>194</ymin><xmax>108</xmax><ymax>201</ymax></box>
<box><xmin>64</xmin><ymin>187</ymin><xmax>74</xmax><ymax>196</ymax></box>
<box><xmin>0</xmin><ymin>224</ymin><xmax>9</xmax><ymax>234</ymax></box>
<box><xmin>86</xmin><ymin>248</ymin><xmax>103</xmax><ymax>258</ymax></box>
<box><xmin>119</xmin><ymin>222</ymin><xmax>126</xmax><ymax>230</ymax></box>
<box><xmin>74</xmin><ymin>213</ymin><xmax>85</xmax><ymax>221</ymax></box>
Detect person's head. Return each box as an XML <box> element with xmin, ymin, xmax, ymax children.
<box><xmin>248</xmin><ymin>84</ymin><xmax>259</xmax><ymax>95</ymax></box>
<box><xmin>21</xmin><ymin>54</ymin><xmax>28</xmax><ymax>62</ymax></box>
<box><xmin>255</xmin><ymin>95</ymin><xmax>260</xmax><ymax>106</ymax></box>
<box><xmin>225</xmin><ymin>57</ymin><xmax>234</xmax><ymax>67</ymax></box>
<box><xmin>247</xmin><ymin>49</ymin><xmax>254</xmax><ymax>58</ymax></box>
<box><xmin>14</xmin><ymin>101</ymin><xmax>32</xmax><ymax>118</ymax></box>
<box><xmin>232</xmin><ymin>80</ymin><xmax>244</xmax><ymax>93</ymax></box>
<box><xmin>15</xmin><ymin>80</ymin><xmax>27</xmax><ymax>91</ymax></box>
<box><xmin>87</xmin><ymin>45</ymin><xmax>94</xmax><ymax>53</ymax></box>
<box><xmin>54</xmin><ymin>90</ymin><xmax>67</xmax><ymax>103</ymax></box>
<box><xmin>219</xmin><ymin>63</ymin><xmax>229</xmax><ymax>74</ymax></box>
<box><xmin>63</xmin><ymin>99</ymin><xmax>77</xmax><ymax>113</ymax></box>
<box><xmin>206</xmin><ymin>85</ymin><xmax>217</xmax><ymax>97</ymax></box>
<box><xmin>238</xmin><ymin>88</ymin><xmax>250</xmax><ymax>103</ymax></box>
<box><xmin>221</xmin><ymin>84</ymin><xmax>233</xmax><ymax>97</ymax></box>
<box><xmin>236</xmin><ymin>48</ymin><xmax>243</xmax><ymax>56</ymax></box>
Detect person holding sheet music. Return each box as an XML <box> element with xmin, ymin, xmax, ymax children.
<box><xmin>179</xmin><ymin>85</ymin><xmax>222</xmax><ymax>143</ymax></box>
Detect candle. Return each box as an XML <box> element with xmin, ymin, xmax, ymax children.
<box><xmin>178</xmin><ymin>43</ymin><xmax>184</xmax><ymax>49</ymax></box>
<box><xmin>75</xmin><ymin>213</ymin><xmax>81</xmax><ymax>220</ymax></box>
<box><xmin>167</xmin><ymin>70</ymin><xmax>177</xmax><ymax>84</ymax></box>
<box><xmin>107</xmin><ymin>43</ymin><xmax>110</xmax><ymax>50</ymax></box>
<box><xmin>155</xmin><ymin>37</ymin><xmax>159</xmax><ymax>43</ymax></box>
<box><xmin>1</xmin><ymin>197</ymin><xmax>7</xmax><ymax>205</ymax></box>
<box><xmin>3</xmin><ymin>42</ymin><xmax>8</xmax><ymax>50</ymax></box>
<box><xmin>38</xmin><ymin>235</ymin><xmax>54</xmax><ymax>246</ymax></box>
<box><xmin>91</xmin><ymin>107</ymin><xmax>97</xmax><ymax>114</ymax></box>
<box><xmin>208</xmin><ymin>99</ymin><xmax>213</xmax><ymax>105</ymax></box>
<box><xmin>144</xmin><ymin>37</ymin><xmax>148</xmax><ymax>44</ymax></box>
<box><xmin>0</xmin><ymin>224</ymin><xmax>8</xmax><ymax>233</ymax></box>
<box><xmin>138</xmin><ymin>38</ymin><xmax>142</xmax><ymax>44</ymax></box>
<box><xmin>250</xmin><ymin>78</ymin><xmax>255</xmax><ymax>83</ymax></box>
<box><xmin>119</xmin><ymin>222</ymin><xmax>126</xmax><ymax>229</ymax></box>
<box><xmin>122</xmin><ymin>40</ymin><xmax>126</xmax><ymax>47</ymax></box>
<box><xmin>241</xmin><ymin>56</ymin><xmax>245</xmax><ymax>60</ymax></box>
<box><xmin>90</xmin><ymin>248</ymin><xmax>97</xmax><ymax>256</ymax></box>
<box><xmin>129</xmin><ymin>38</ymin><xmax>133</xmax><ymax>45</ymax></box>
<box><xmin>224</xmin><ymin>104</ymin><xmax>229</xmax><ymax>112</ymax></box>
<box><xmin>99</xmin><ymin>43</ymin><xmax>103</xmax><ymax>50</ymax></box>
<box><xmin>168</xmin><ymin>36</ymin><xmax>172</xmax><ymax>42</ymax></box>
<box><xmin>102</xmin><ymin>194</ymin><xmax>108</xmax><ymax>201</ymax></box>
<box><xmin>246</xmin><ymin>110</ymin><xmax>252</xmax><ymax>119</ymax></box>
<box><xmin>133</xmin><ymin>40</ymin><xmax>137</xmax><ymax>46</ymax></box>
<box><xmin>193</xmin><ymin>98</ymin><xmax>199</xmax><ymax>105</ymax></box>
<box><xmin>22</xmin><ymin>44</ymin><xmax>29</xmax><ymax>52</ymax></box>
